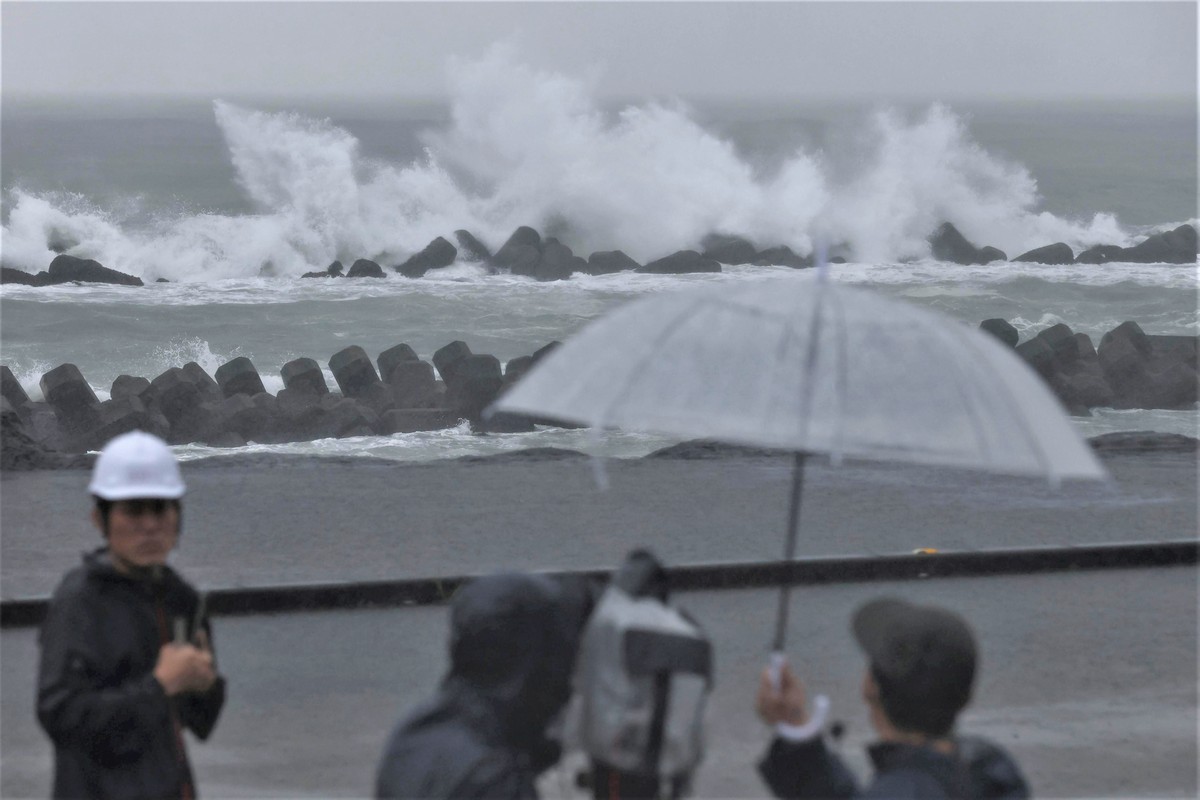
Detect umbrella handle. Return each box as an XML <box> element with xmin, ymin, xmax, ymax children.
<box><xmin>768</xmin><ymin>650</ymin><xmax>787</xmax><ymax>690</ymax></box>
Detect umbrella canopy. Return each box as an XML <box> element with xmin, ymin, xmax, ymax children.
<box><xmin>492</xmin><ymin>274</ymin><xmax>1106</xmax><ymax>483</ymax></box>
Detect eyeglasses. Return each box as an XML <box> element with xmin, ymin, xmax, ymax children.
<box><xmin>113</xmin><ymin>499</ymin><xmax>178</xmax><ymax>517</ymax></box>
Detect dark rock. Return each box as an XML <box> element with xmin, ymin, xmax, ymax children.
<box><xmin>928</xmin><ymin>223</ymin><xmax>1005</xmax><ymax>265</ymax></box>
<box><xmin>646</xmin><ymin>439</ymin><xmax>785</xmax><ymax>459</ymax></box>
<box><xmin>1075</xmin><ymin>244</ymin><xmax>1127</xmax><ymax>265</ymax></box>
<box><xmin>1122</xmin><ymin>224</ymin><xmax>1197</xmax><ymax>264</ymax></box>
<box><xmin>329</xmin><ymin>346</ymin><xmax>381</xmax><ymax>399</ymax></box>
<box><xmin>396</xmin><ymin>237</ymin><xmax>457</xmax><ymax>278</ymax></box>
<box><xmin>1088</xmin><ymin>431</ymin><xmax>1199</xmax><ymax>452</ymax></box>
<box><xmin>2</xmin><ymin>365</ymin><xmax>31</xmax><ymax>407</ymax></box>
<box><xmin>1097</xmin><ymin>330</ymin><xmax>1147</xmax><ymax>390</ymax></box>
<box><xmin>215</xmin><ymin>356</ymin><xmax>267</xmax><ymax>399</ymax></box>
<box><xmin>18</xmin><ymin>401</ymin><xmax>70</xmax><ymax>453</ymax></box>
<box><xmin>433</xmin><ymin>341</ymin><xmax>472</xmax><ymax>385</ymax></box>
<box><xmin>701</xmin><ymin>234</ymin><xmax>757</xmax><ymax>265</ymax></box>
<box><xmin>929</xmin><ymin>223</ymin><xmax>978</xmax><ymax>264</ymax></box>
<box><xmin>1147</xmin><ymin>335</ymin><xmax>1199</xmax><ymax>370</ymax></box>
<box><xmin>493</xmin><ymin>244</ymin><xmax>541</xmax><ymax>277</ymax></box>
<box><xmin>356</xmin><ymin>381</ymin><xmax>398</xmax><ymax>415</ymax></box>
<box><xmin>586</xmin><ymin>250</ymin><xmax>641</xmax><ymax>275</ymax></box>
<box><xmin>1019</xmin><ymin>324</ymin><xmax>1115</xmax><ymax>409</ymax></box>
<box><xmin>384</xmin><ymin>360</ymin><xmax>440</xmax><ymax>408</ymax></box>
<box><xmin>377</xmin><ymin>344</ymin><xmax>419</xmax><ymax>383</ymax></box>
<box><xmin>1051</xmin><ymin>359</ymin><xmax>1115</xmax><ymax>410</ymax></box>
<box><xmin>47</xmin><ymin>255</ymin><xmax>143</xmax><ymax>287</ymax></box>
<box><xmin>1035</xmin><ymin>324</ymin><xmax>1080</xmax><ymax>367</ymax></box>
<box><xmin>492</xmin><ymin>226</ymin><xmax>543</xmax><ymax>268</ymax></box>
<box><xmin>446</xmin><ymin>354</ymin><xmax>504</xmax><ymax>422</ymax></box>
<box><xmin>977</xmin><ymin>246</ymin><xmax>1008</xmax><ymax>264</ymax></box>
<box><xmin>535</xmin><ymin>238</ymin><xmax>587</xmax><ymax>281</ymax></box>
<box><xmin>302</xmin><ymin>261</ymin><xmax>343</xmax><ymax>279</ymax></box>
<box><xmin>1074</xmin><ymin>333</ymin><xmax>1097</xmax><ymax>360</ymax></box>
<box><xmin>378</xmin><ymin>408</ymin><xmax>459</xmax><ymax>434</ymax></box>
<box><xmin>220</xmin><ymin>394</ymin><xmax>272</xmax><ymax>441</ymax></box>
<box><xmin>454</xmin><ymin>230</ymin><xmax>491</xmax><ymax>262</ymax></box>
<box><xmin>312</xmin><ymin>397</ymin><xmax>378</xmax><ymax>439</ymax></box>
<box><xmin>1</xmin><ymin>400</ymin><xmax>88</xmax><ymax>471</ymax></box>
<box><xmin>182</xmin><ymin>363</ymin><xmax>222</xmax><ymax>400</ymax></box>
<box><xmin>638</xmin><ymin>250</ymin><xmax>721</xmax><ymax>274</ymax></box>
<box><xmin>455</xmin><ymin>447</ymin><xmax>588</xmax><ymax>464</ymax></box>
<box><xmin>1013</xmin><ymin>243</ymin><xmax>1074</xmax><ymax>265</ymax></box>
<box><xmin>504</xmin><ymin>355</ymin><xmax>534</xmax><ymax>382</ymax></box>
<box><xmin>1098</xmin><ymin>321</ymin><xmax>1198</xmax><ymax>409</ymax></box>
<box><xmin>40</xmin><ymin>364</ymin><xmax>101</xmax><ymax>434</ymax></box>
<box><xmin>753</xmin><ymin>246</ymin><xmax>812</xmax><ymax>269</ymax></box>
<box><xmin>274</xmin><ymin>388</ymin><xmax>324</xmax><ymax>441</ymax></box>
<box><xmin>1144</xmin><ymin>362</ymin><xmax>1198</xmax><ymax>408</ymax></box>
<box><xmin>347</xmin><ymin>259</ymin><xmax>385</xmax><ymax>278</ymax></box>
<box><xmin>1</xmin><ymin>267</ymin><xmax>49</xmax><ymax>286</ymax></box>
<box><xmin>155</xmin><ymin>278</ymin><xmax>171</xmax><ymax>283</ymax></box>
<box><xmin>1101</xmin><ymin>321</ymin><xmax>1152</xmax><ymax>358</ymax></box>
<box><xmin>531</xmin><ymin>341</ymin><xmax>561</xmax><ymax>364</ymax></box>
<box><xmin>110</xmin><ymin>375</ymin><xmax>150</xmax><ymax>402</ymax></box>
<box><xmin>281</xmin><ymin>357</ymin><xmax>329</xmax><ymax>395</ymax></box>
<box><xmin>1015</xmin><ymin>338</ymin><xmax>1056</xmax><ymax>380</ymax></box>
<box><xmin>81</xmin><ymin>396</ymin><xmax>168</xmax><ymax>451</ymax></box>
<box><xmin>979</xmin><ymin>319</ymin><xmax>1018</xmax><ymax>348</ymax></box>
<box><xmin>147</xmin><ymin>367</ymin><xmax>220</xmax><ymax>444</ymax></box>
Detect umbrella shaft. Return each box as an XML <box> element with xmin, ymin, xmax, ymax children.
<box><xmin>772</xmin><ymin>452</ymin><xmax>808</xmax><ymax>652</ymax></box>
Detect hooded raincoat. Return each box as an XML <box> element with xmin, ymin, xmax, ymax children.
<box><xmin>37</xmin><ymin>548</ymin><xmax>225</xmax><ymax>800</ymax></box>
<box><xmin>374</xmin><ymin>572</ymin><xmax>592</xmax><ymax>799</ymax></box>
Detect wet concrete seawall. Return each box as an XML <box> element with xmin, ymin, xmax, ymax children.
<box><xmin>2</xmin><ymin>449</ymin><xmax>1195</xmax><ymax>598</ymax></box>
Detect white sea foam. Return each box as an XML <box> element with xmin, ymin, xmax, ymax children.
<box><xmin>0</xmin><ymin>47</ymin><xmax>1178</xmax><ymax>282</ymax></box>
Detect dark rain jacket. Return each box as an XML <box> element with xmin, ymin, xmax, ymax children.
<box><xmin>374</xmin><ymin>572</ymin><xmax>592</xmax><ymax>799</ymax></box>
<box><xmin>37</xmin><ymin>548</ymin><xmax>226</xmax><ymax>800</ymax></box>
<box><xmin>759</xmin><ymin>734</ymin><xmax>1031</xmax><ymax>799</ymax></box>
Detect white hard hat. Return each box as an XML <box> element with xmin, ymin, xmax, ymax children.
<box><xmin>88</xmin><ymin>430</ymin><xmax>186</xmax><ymax>500</ymax></box>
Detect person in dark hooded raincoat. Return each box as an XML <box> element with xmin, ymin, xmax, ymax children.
<box><xmin>374</xmin><ymin>571</ymin><xmax>593</xmax><ymax>799</ymax></box>
<box><xmin>755</xmin><ymin>597</ymin><xmax>1030</xmax><ymax>800</ymax></box>
<box><xmin>37</xmin><ymin>431</ymin><xmax>225</xmax><ymax>800</ymax></box>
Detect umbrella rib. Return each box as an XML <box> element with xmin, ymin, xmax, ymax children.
<box><xmin>828</xmin><ymin>282</ymin><xmax>849</xmax><ymax>461</ymax></box>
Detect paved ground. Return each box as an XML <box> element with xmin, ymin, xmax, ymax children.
<box><xmin>3</xmin><ymin>450</ymin><xmax>1196</xmax><ymax>797</ymax></box>
<box><xmin>3</xmin><ymin>567</ymin><xmax>1196</xmax><ymax>798</ymax></box>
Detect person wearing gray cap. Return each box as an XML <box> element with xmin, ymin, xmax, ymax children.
<box><xmin>754</xmin><ymin>597</ymin><xmax>1030</xmax><ymax>799</ymax></box>
<box><xmin>37</xmin><ymin>431</ymin><xmax>225</xmax><ymax>800</ymax></box>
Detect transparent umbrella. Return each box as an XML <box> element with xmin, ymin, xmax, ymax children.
<box><xmin>489</xmin><ymin>269</ymin><xmax>1108</xmax><ymax>655</ymax></box>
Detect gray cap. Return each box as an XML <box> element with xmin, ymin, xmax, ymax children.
<box><xmin>852</xmin><ymin>597</ymin><xmax>977</xmax><ymax>717</ymax></box>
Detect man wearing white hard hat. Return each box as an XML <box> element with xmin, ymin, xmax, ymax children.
<box><xmin>37</xmin><ymin>430</ymin><xmax>226</xmax><ymax>800</ymax></box>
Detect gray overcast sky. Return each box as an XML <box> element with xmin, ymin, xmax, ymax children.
<box><xmin>2</xmin><ymin>1</ymin><xmax>1196</xmax><ymax>102</ymax></box>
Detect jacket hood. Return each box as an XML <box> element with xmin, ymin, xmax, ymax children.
<box><xmin>444</xmin><ymin>572</ymin><xmax>591</xmax><ymax>749</ymax></box>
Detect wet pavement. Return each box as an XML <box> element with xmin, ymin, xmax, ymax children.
<box><xmin>3</xmin><ymin>566</ymin><xmax>1196</xmax><ymax>798</ymax></box>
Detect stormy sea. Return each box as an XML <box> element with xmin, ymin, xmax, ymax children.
<box><xmin>2</xmin><ymin>52</ymin><xmax>1197</xmax><ymax>461</ymax></box>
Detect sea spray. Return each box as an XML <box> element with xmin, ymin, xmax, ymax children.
<box><xmin>0</xmin><ymin>50</ymin><xmax>1173</xmax><ymax>281</ymax></box>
